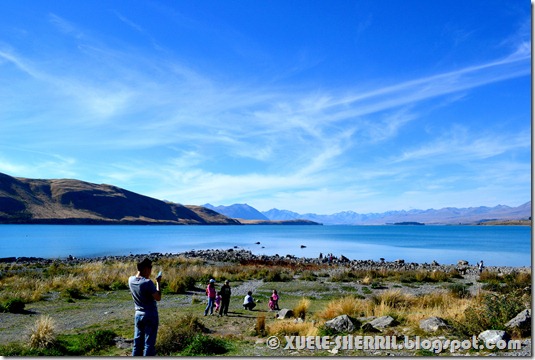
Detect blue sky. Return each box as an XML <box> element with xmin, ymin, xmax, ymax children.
<box><xmin>0</xmin><ymin>1</ymin><xmax>531</xmax><ymax>214</ymax></box>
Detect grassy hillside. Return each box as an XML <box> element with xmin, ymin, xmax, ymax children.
<box><xmin>0</xmin><ymin>172</ymin><xmax>239</xmax><ymax>225</ymax></box>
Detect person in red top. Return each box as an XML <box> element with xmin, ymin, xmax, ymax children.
<box><xmin>204</xmin><ymin>279</ymin><xmax>216</xmax><ymax>316</ymax></box>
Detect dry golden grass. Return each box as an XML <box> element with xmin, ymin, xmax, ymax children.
<box><xmin>293</xmin><ymin>298</ymin><xmax>311</xmax><ymax>320</ymax></box>
<box><xmin>28</xmin><ymin>315</ymin><xmax>57</xmax><ymax>349</ymax></box>
<box><xmin>514</xmin><ymin>271</ymin><xmax>532</xmax><ymax>285</ymax></box>
<box><xmin>255</xmin><ymin>315</ymin><xmax>266</xmax><ymax>336</ymax></box>
<box><xmin>371</xmin><ymin>289</ymin><xmax>414</xmax><ymax>309</ymax></box>
<box><xmin>316</xmin><ymin>289</ymin><xmax>472</xmax><ymax>331</ymax></box>
<box><xmin>317</xmin><ymin>295</ymin><xmax>366</xmax><ymax>320</ymax></box>
<box><xmin>267</xmin><ymin>320</ymin><xmax>318</xmax><ymax>337</ymax></box>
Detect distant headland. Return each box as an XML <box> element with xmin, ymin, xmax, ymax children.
<box><xmin>0</xmin><ymin>172</ymin><xmax>319</xmax><ymax>225</ymax></box>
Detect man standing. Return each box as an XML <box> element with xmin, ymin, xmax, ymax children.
<box><xmin>128</xmin><ymin>258</ymin><xmax>162</xmax><ymax>356</ymax></box>
<box><xmin>219</xmin><ymin>280</ymin><xmax>231</xmax><ymax>316</ymax></box>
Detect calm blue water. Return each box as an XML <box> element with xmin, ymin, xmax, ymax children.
<box><xmin>0</xmin><ymin>225</ymin><xmax>531</xmax><ymax>266</ymax></box>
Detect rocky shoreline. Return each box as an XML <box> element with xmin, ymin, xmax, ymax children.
<box><xmin>1</xmin><ymin>248</ymin><xmax>528</xmax><ymax>275</ymax></box>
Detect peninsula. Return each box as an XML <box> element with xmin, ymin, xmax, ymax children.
<box><xmin>0</xmin><ymin>173</ymin><xmax>319</xmax><ymax>226</ymax></box>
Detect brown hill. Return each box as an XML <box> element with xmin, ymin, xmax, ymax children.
<box><xmin>0</xmin><ymin>172</ymin><xmax>240</xmax><ymax>225</ymax></box>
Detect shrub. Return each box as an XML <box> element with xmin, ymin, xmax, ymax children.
<box><xmin>478</xmin><ymin>271</ymin><xmax>501</xmax><ymax>283</ymax></box>
<box><xmin>2</xmin><ymin>298</ymin><xmax>26</xmax><ymax>313</ymax></box>
<box><xmin>448</xmin><ymin>269</ymin><xmax>463</xmax><ymax>279</ymax></box>
<box><xmin>83</xmin><ymin>330</ymin><xmax>116</xmax><ymax>352</ymax></box>
<box><xmin>460</xmin><ymin>292</ymin><xmax>524</xmax><ymax>335</ymax></box>
<box><xmin>447</xmin><ymin>283</ymin><xmax>470</xmax><ymax>299</ymax></box>
<box><xmin>300</xmin><ymin>270</ymin><xmax>317</xmax><ymax>281</ymax></box>
<box><xmin>399</xmin><ymin>274</ymin><xmax>416</xmax><ymax>283</ymax></box>
<box><xmin>165</xmin><ymin>275</ymin><xmax>196</xmax><ymax>294</ymax></box>
<box><xmin>55</xmin><ymin>329</ymin><xmax>117</xmax><ymax>355</ymax></box>
<box><xmin>28</xmin><ymin>315</ymin><xmax>57</xmax><ymax>349</ymax></box>
<box><xmin>415</xmin><ymin>271</ymin><xmax>429</xmax><ymax>282</ymax></box>
<box><xmin>429</xmin><ymin>270</ymin><xmax>449</xmax><ymax>282</ymax></box>
<box><xmin>370</xmin><ymin>281</ymin><xmax>384</xmax><ymax>289</ymax></box>
<box><xmin>481</xmin><ymin>280</ymin><xmax>503</xmax><ymax>292</ymax></box>
<box><xmin>61</xmin><ymin>288</ymin><xmax>86</xmax><ymax>301</ymax></box>
<box><xmin>263</xmin><ymin>268</ymin><xmax>293</xmax><ymax>282</ymax></box>
<box><xmin>157</xmin><ymin>314</ymin><xmax>208</xmax><ymax>355</ymax></box>
<box><xmin>181</xmin><ymin>334</ymin><xmax>229</xmax><ymax>356</ymax></box>
<box><xmin>0</xmin><ymin>343</ymin><xmax>64</xmax><ymax>356</ymax></box>
<box><xmin>44</xmin><ymin>262</ymin><xmax>69</xmax><ymax>277</ymax></box>
<box><xmin>110</xmin><ymin>280</ymin><xmax>128</xmax><ymax>290</ymax></box>
<box><xmin>330</xmin><ymin>270</ymin><xmax>356</xmax><ymax>282</ymax></box>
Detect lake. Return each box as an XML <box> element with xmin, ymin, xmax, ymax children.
<box><xmin>0</xmin><ymin>224</ymin><xmax>531</xmax><ymax>266</ymax></box>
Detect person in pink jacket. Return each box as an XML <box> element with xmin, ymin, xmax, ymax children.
<box><xmin>268</xmin><ymin>289</ymin><xmax>280</xmax><ymax>310</ymax></box>
<box><xmin>204</xmin><ymin>279</ymin><xmax>217</xmax><ymax>316</ymax></box>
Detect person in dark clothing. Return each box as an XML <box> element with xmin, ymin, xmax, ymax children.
<box><xmin>219</xmin><ymin>280</ymin><xmax>231</xmax><ymax>316</ymax></box>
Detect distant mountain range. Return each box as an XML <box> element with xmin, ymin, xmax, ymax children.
<box><xmin>0</xmin><ymin>171</ymin><xmax>530</xmax><ymax>226</ymax></box>
<box><xmin>208</xmin><ymin>202</ymin><xmax>532</xmax><ymax>225</ymax></box>
<box><xmin>203</xmin><ymin>203</ymin><xmax>269</xmax><ymax>221</ymax></box>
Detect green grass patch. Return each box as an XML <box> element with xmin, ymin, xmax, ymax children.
<box><xmin>181</xmin><ymin>334</ymin><xmax>230</xmax><ymax>356</ymax></box>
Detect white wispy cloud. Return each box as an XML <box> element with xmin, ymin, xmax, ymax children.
<box><xmin>393</xmin><ymin>127</ymin><xmax>530</xmax><ymax>164</ymax></box>
<box><xmin>0</xmin><ymin>13</ymin><xmax>530</xmax><ymax>212</ymax></box>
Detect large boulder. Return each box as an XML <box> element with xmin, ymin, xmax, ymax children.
<box><xmin>368</xmin><ymin>316</ymin><xmax>397</xmax><ymax>329</ymax></box>
<box><xmin>505</xmin><ymin>309</ymin><xmax>531</xmax><ymax>335</ymax></box>
<box><xmin>419</xmin><ymin>317</ymin><xmax>450</xmax><ymax>332</ymax></box>
<box><xmin>276</xmin><ymin>309</ymin><xmax>294</xmax><ymax>319</ymax></box>
<box><xmin>478</xmin><ymin>330</ymin><xmax>510</xmax><ymax>345</ymax></box>
<box><xmin>324</xmin><ymin>315</ymin><xmax>359</xmax><ymax>333</ymax></box>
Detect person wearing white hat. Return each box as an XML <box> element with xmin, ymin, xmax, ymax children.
<box><xmin>204</xmin><ymin>279</ymin><xmax>217</xmax><ymax>316</ymax></box>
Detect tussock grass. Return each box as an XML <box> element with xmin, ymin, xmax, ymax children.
<box><xmin>28</xmin><ymin>315</ymin><xmax>57</xmax><ymax>349</ymax></box>
<box><xmin>293</xmin><ymin>298</ymin><xmax>311</xmax><ymax>319</ymax></box>
<box><xmin>371</xmin><ymin>289</ymin><xmax>414</xmax><ymax>309</ymax></box>
<box><xmin>267</xmin><ymin>320</ymin><xmax>318</xmax><ymax>337</ymax></box>
<box><xmin>255</xmin><ymin>315</ymin><xmax>267</xmax><ymax>336</ymax></box>
<box><xmin>316</xmin><ymin>289</ymin><xmax>472</xmax><ymax>332</ymax></box>
<box><xmin>317</xmin><ymin>295</ymin><xmax>366</xmax><ymax>320</ymax></box>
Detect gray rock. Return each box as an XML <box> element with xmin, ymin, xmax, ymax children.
<box><xmin>478</xmin><ymin>330</ymin><xmax>510</xmax><ymax>345</ymax></box>
<box><xmin>505</xmin><ymin>309</ymin><xmax>531</xmax><ymax>334</ymax></box>
<box><xmin>114</xmin><ymin>336</ymin><xmax>133</xmax><ymax>349</ymax></box>
<box><xmin>361</xmin><ymin>322</ymin><xmax>381</xmax><ymax>333</ymax></box>
<box><xmin>458</xmin><ymin>260</ymin><xmax>469</xmax><ymax>266</ymax></box>
<box><xmin>277</xmin><ymin>309</ymin><xmax>294</xmax><ymax>319</ymax></box>
<box><xmin>324</xmin><ymin>315</ymin><xmax>358</xmax><ymax>333</ymax></box>
<box><xmin>419</xmin><ymin>317</ymin><xmax>450</xmax><ymax>332</ymax></box>
<box><xmin>368</xmin><ymin>315</ymin><xmax>397</xmax><ymax>329</ymax></box>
